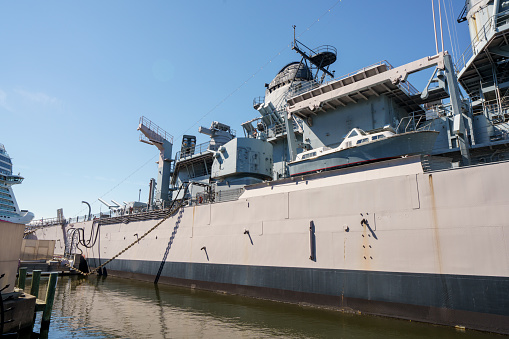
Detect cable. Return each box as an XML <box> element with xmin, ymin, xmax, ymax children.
<box><xmin>71</xmin><ymin>154</ymin><xmax>157</xmax><ymax>217</ymax></box>
<box><xmin>69</xmin><ymin>0</ymin><xmax>343</xmax><ymax>220</ymax></box>
<box><xmin>448</xmin><ymin>0</ymin><xmax>461</xmax><ymax>63</ymax></box>
<box><xmin>442</xmin><ymin>0</ymin><xmax>456</xmax><ymax>60</ymax></box>
<box><xmin>179</xmin><ymin>0</ymin><xmax>343</xmax><ymax>136</ymax></box>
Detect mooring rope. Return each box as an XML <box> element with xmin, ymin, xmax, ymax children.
<box><xmin>61</xmin><ymin>201</ymin><xmax>184</xmax><ymax>276</ymax></box>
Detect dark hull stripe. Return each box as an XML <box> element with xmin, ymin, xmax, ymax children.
<box><xmin>88</xmin><ymin>258</ymin><xmax>509</xmax><ymax>334</ymax></box>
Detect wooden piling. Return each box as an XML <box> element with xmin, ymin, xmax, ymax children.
<box><xmin>41</xmin><ymin>272</ymin><xmax>58</xmax><ymax>329</ymax></box>
<box><xmin>30</xmin><ymin>270</ymin><xmax>41</xmax><ymax>298</ymax></box>
<box><xmin>18</xmin><ymin>267</ymin><xmax>27</xmax><ymax>290</ymax></box>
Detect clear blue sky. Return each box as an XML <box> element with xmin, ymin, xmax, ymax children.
<box><xmin>1</xmin><ymin>0</ymin><xmax>469</xmax><ymax>219</ymax></box>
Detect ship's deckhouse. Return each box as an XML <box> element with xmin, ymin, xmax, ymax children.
<box><xmin>287</xmin><ymin>61</ymin><xmax>450</xmax><ymax>120</ymax></box>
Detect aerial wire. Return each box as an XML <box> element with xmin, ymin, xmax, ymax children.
<box><xmin>432</xmin><ymin>0</ymin><xmax>439</xmax><ymax>54</ymax></box>
<box><xmin>438</xmin><ymin>0</ymin><xmax>444</xmax><ymax>53</ymax></box>
<box><xmin>69</xmin><ymin>0</ymin><xmax>343</xmax><ymax>219</ymax></box>
<box><xmin>71</xmin><ymin>154</ymin><xmax>157</xmax><ymax>217</ymax></box>
<box><xmin>448</xmin><ymin>0</ymin><xmax>462</xmax><ymax>65</ymax></box>
<box><xmin>179</xmin><ymin>0</ymin><xmax>342</xmax><ymax>136</ymax></box>
<box><xmin>441</xmin><ymin>0</ymin><xmax>456</xmax><ymax>61</ymax></box>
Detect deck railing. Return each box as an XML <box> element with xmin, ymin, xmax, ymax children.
<box><xmin>455</xmin><ymin>9</ymin><xmax>509</xmax><ymax>73</ymax></box>
<box><xmin>139</xmin><ymin>116</ymin><xmax>174</xmax><ymax>144</ymax></box>
<box><xmin>175</xmin><ymin>141</ymin><xmax>212</xmax><ymax>160</ymax></box>
<box><xmin>288</xmin><ymin>60</ymin><xmax>419</xmax><ymax>99</ymax></box>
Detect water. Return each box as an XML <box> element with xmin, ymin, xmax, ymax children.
<box><xmin>23</xmin><ymin>275</ymin><xmax>500</xmax><ymax>339</ymax></box>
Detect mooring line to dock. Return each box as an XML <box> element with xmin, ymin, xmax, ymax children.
<box><xmin>60</xmin><ymin>202</ymin><xmax>183</xmax><ymax>276</ymax></box>
<box><xmin>61</xmin><ymin>183</ymin><xmax>190</xmax><ymax>276</ymax></box>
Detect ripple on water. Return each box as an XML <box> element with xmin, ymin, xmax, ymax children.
<box><xmin>23</xmin><ymin>275</ymin><xmax>500</xmax><ymax>339</ymax></box>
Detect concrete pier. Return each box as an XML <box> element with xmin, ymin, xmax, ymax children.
<box><xmin>0</xmin><ymin>221</ymin><xmax>60</xmax><ymax>335</ymax></box>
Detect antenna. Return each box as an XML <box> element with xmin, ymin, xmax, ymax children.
<box><xmin>291</xmin><ymin>25</ymin><xmax>336</xmax><ymax>82</ymax></box>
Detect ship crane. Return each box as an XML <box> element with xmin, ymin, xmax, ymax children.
<box><xmin>138</xmin><ymin>116</ymin><xmax>174</xmax><ymax>203</ymax></box>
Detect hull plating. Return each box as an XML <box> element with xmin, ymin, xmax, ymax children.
<box><xmin>38</xmin><ymin>157</ymin><xmax>509</xmax><ymax>334</ymax></box>
<box><xmin>88</xmin><ymin>259</ymin><xmax>509</xmax><ymax>334</ymax></box>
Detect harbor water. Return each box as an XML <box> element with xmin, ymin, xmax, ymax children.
<box><xmin>23</xmin><ymin>275</ymin><xmax>500</xmax><ymax>338</ymax></box>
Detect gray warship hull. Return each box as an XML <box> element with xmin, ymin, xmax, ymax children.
<box><xmin>36</xmin><ymin>156</ymin><xmax>508</xmax><ymax>334</ymax></box>
<box><xmin>288</xmin><ymin>130</ymin><xmax>439</xmax><ymax>176</ymax></box>
<box><xmin>32</xmin><ymin>1</ymin><xmax>509</xmax><ymax>333</ymax></box>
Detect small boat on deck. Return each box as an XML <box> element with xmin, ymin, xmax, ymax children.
<box><xmin>288</xmin><ymin>127</ymin><xmax>439</xmax><ymax>176</ymax></box>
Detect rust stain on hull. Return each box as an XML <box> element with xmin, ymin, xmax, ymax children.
<box><xmin>428</xmin><ymin>174</ymin><xmax>443</xmax><ymax>274</ymax></box>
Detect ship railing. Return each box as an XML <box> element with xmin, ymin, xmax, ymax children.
<box><xmin>175</xmin><ymin>141</ymin><xmax>212</xmax><ymax>160</ymax></box>
<box><xmin>311</xmin><ymin>44</ymin><xmax>338</xmax><ymax>57</ymax></box>
<box><xmin>289</xmin><ymin>61</ymin><xmax>392</xmax><ymax>98</ymax></box>
<box><xmin>265</xmin><ymin>118</ymin><xmax>303</xmax><ymax>139</ymax></box>
<box><xmin>214</xmin><ymin>188</ymin><xmax>245</xmax><ymax>203</ymax></box>
<box><xmin>397</xmin><ymin>80</ymin><xmax>420</xmax><ymax>97</ymax></box>
<box><xmin>253</xmin><ymin>96</ymin><xmax>264</xmax><ymax>109</ymax></box>
<box><xmin>423</xmin><ymin>102</ymin><xmax>454</xmax><ymax>119</ymax></box>
<box><xmin>423</xmin><ymin>152</ymin><xmax>509</xmax><ymax>173</ymax></box>
<box><xmin>396</xmin><ymin>114</ymin><xmax>433</xmax><ymax>134</ymax></box>
<box><xmin>289</xmin><ymin>81</ymin><xmax>321</xmax><ymax>98</ymax></box>
<box><xmin>94</xmin><ymin>202</ymin><xmax>184</xmax><ymax>226</ymax></box>
<box><xmin>191</xmin><ymin>191</ymin><xmax>213</xmax><ymax>205</ymax></box>
<box><xmin>481</xmin><ymin>98</ymin><xmax>509</xmax><ymax>125</ymax></box>
<box><xmin>455</xmin><ymin>9</ymin><xmax>509</xmax><ymax>72</ymax></box>
<box><xmin>139</xmin><ymin>116</ymin><xmax>174</xmax><ymax>144</ymax></box>
<box><xmin>28</xmin><ymin>216</ymin><xmax>65</xmax><ymax>227</ymax></box>
<box><xmin>288</xmin><ymin>60</ymin><xmax>419</xmax><ymax>98</ymax></box>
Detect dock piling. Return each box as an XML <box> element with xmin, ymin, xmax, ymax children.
<box><xmin>41</xmin><ymin>272</ymin><xmax>58</xmax><ymax>329</ymax></box>
<box><xmin>30</xmin><ymin>270</ymin><xmax>41</xmax><ymax>298</ymax></box>
<box><xmin>18</xmin><ymin>267</ymin><xmax>27</xmax><ymax>290</ymax></box>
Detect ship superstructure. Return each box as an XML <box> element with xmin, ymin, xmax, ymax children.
<box><xmin>0</xmin><ymin>143</ymin><xmax>33</xmax><ymax>224</ymax></box>
<box><xmin>31</xmin><ymin>1</ymin><xmax>509</xmax><ymax>334</ymax></box>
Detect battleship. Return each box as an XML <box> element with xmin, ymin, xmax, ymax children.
<box><xmin>30</xmin><ymin>0</ymin><xmax>509</xmax><ymax>334</ymax></box>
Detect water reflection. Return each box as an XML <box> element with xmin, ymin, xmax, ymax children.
<box><xmin>25</xmin><ymin>275</ymin><xmax>498</xmax><ymax>338</ymax></box>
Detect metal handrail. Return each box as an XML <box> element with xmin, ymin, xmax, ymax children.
<box><xmin>290</xmin><ymin>60</ymin><xmax>394</xmax><ymax>97</ymax></box>
<box><xmin>175</xmin><ymin>141</ymin><xmax>212</xmax><ymax>160</ymax></box>
<box><xmin>311</xmin><ymin>44</ymin><xmax>337</xmax><ymax>57</ymax></box>
<box><xmin>396</xmin><ymin>115</ymin><xmax>433</xmax><ymax>133</ymax></box>
<box><xmin>253</xmin><ymin>96</ymin><xmax>264</xmax><ymax>108</ymax></box>
<box><xmin>289</xmin><ymin>59</ymin><xmax>419</xmax><ymax>99</ymax></box>
<box><xmin>455</xmin><ymin>9</ymin><xmax>509</xmax><ymax>72</ymax></box>
<box><xmin>139</xmin><ymin>116</ymin><xmax>174</xmax><ymax>144</ymax></box>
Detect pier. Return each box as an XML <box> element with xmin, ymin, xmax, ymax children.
<box><xmin>0</xmin><ymin>268</ymin><xmax>58</xmax><ymax>335</ymax></box>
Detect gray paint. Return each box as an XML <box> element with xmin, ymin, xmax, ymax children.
<box><xmin>302</xmin><ymin>96</ymin><xmax>406</xmax><ymax>149</ymax></box>
<box><xmin>91</xmin><ymin>258</ymin><xmax>509</xmax><ymax>317</ymax></box>
<box><xmin>212</xmin><ymin>138</ymin><xmax>273</xmax><ymax>180</ymax></box>
<box><xmin>288</xmin><ymin>131</ymin><xmax>439</xmax><ymax>176</ymax></box>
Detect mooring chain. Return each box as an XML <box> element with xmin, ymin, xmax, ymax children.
<box><xmin>59</xmin><ymin>203</ymin><xmax>184</xmax><ymax>276</ymax></box>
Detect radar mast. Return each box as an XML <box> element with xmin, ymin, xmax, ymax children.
<box><xmin>291</xmin><ymin>25</ymin><xmax>337</xmax><ymax>84</ymax></box>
